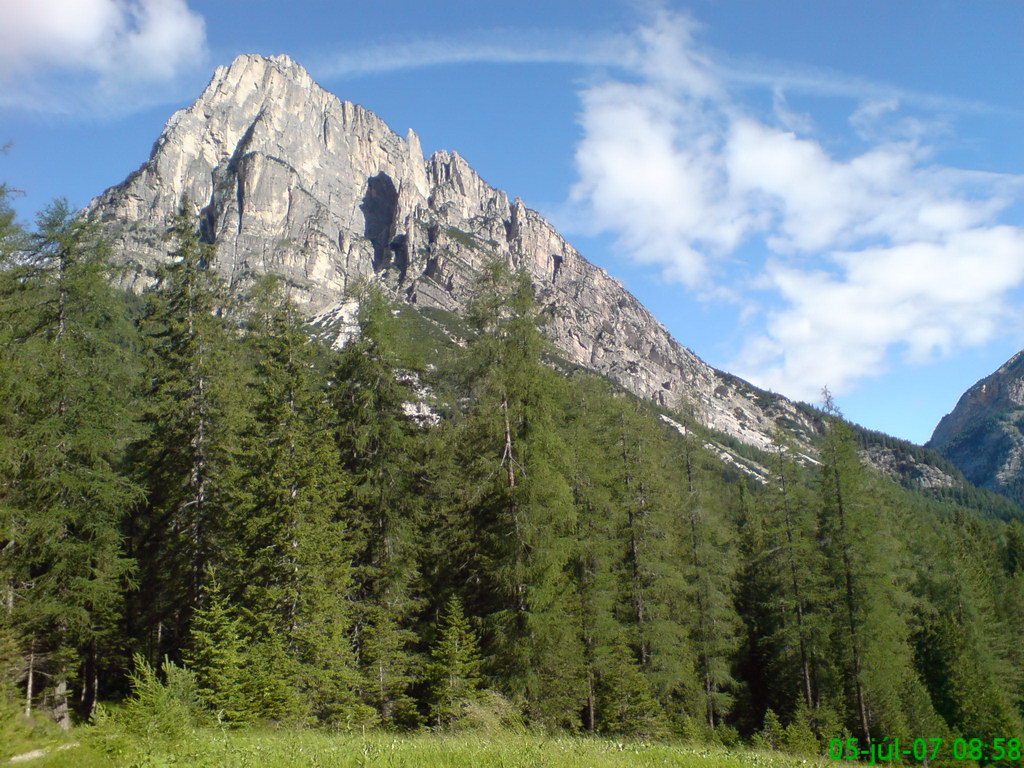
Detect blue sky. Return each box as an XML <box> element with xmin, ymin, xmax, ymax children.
<box><xmin>2</xmin><ymin>0</ymin><xmax>1023</xmax><ymax>445</ymax></box>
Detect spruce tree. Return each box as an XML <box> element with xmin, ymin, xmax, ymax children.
<box><xmin>424</xmin><ymin>595</ymin><xmax>483</xmax><ymax>727</ymax></box>
<box><xmin>817</xmin><ymin>392</ymin><xmax>943</xmax><ymax>744</ymax></box>
<box><xmin>608</xmin><ymin>396</ymin><xmax>698</xmax><ymax>726</ymax></box>
<box><xmin>737</xmin><ymin>431</ymin><xmax>830</xmax><ymax>730</ymax></box>
<box><xmin>227</xmin><ymin>276</ymin><xmax>358</xmax><ymax>725</ymax></box>
<box><xmin>916</xmin><ymin>519</ymin><xmax>1023</xmax><ymax>744</ymax></box>
<box><xmin>765</xmin><ymin>435</ymin><xmax>825</xmax><ymax>711</ymax></box>
<box><xmin>676</xmin><ymin>404</ymin><xmax>740</xmax><ymax>731</ymax></box>
<box><xmin>329</xmin><ymin>282</ymin><xmax>423</xmax><ymax>726</ymax></box>
<box><xmin>129</xmin><ymin>203</ymin><xmax>242</xmax><ymax>659</ymax></box>
<box><xmin>184</xmin><ymin>575</ymin><xmax>252</xmax><ymax>725</ymax></box>
<box><xmin>0</xmin><ymin>182</ymin><xmax>25</xmax><ymax>693</ymax></box>
<box><xmin>595</xmin><ymin>641</ymin><xmax>667</xmax><ymax>736</ymax></box>
<box><xmin>564</xmin><ymin>378</ymin><xmax>626</xmax><ymax>732</ymax></box>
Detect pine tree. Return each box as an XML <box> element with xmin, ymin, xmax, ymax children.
<box><xmin>424</xmin><ymin>595</ymin><xmax>483</xmax><ymax>727</ymax></box>
<box><xmin>329</xmin><ymin>282</ymin><xmax>424</xmax><ymax>726</ymax></box>
<box><xmin>0</xmin><ymin>201</ymin><xmax>140</xmax><ymax>725</ymax></box>
<box><xmin>227</xmin><ymin>276</ymin><xmax>358</xmax><ymax>725</ymax></box>
<box><xmin>0</xmin><ymin>182</ymin><xmax>26</xmax><ymax>710</ymax></box>
<box><xmin>564</xmin><ymin>378</ymin><xmax>626</xmax><ymax>732</ymax></box>
<box><xmin>129</xmin><ymin>202</ymin><xmax>242</xmax><ymax>660</ymax></box>
<box><xmin>451</xmin><ymin>259</ymin><xmax>584</xmax><ymax>726</ymax></box>
<box><xmin>916</xmin><ymin>519</ymin><xmax>1023</xmax><ymax>744</ymax></box>
<box><xmin>737</xmin><ymin>431</ymin><xmax>830</xmax><ymax>730</ymax></box>
<box><xmin>184</xmin><ymin>575</ymin><xmax>251</xmax><ymax>725</ymax></box>
<box><xmin>607</xmin><ymin>396</ymin><xmax>698</xmax><ymax>726</ymax></box>
<box><xmin>290</xmin><ymin>521</ymin><xmax>371</xmax><ymax>727</ymax></box>
<box><xmin>676</xmin><ymin>404</ymin><xmax>740</xmax><ymax>731</ymax></box>
<box><xmin>595</xmin><ymin>641</ymin><xmax>666</xmax><ymax>736</ymax></box>
<box><xmin>765</xmin><ymin>435</ymin><xmax>826</xmax><ymax>711</ymax></box>
<box><xmin>817</xmin><ymin>392</ymin><xmax>943</xmax><ymax>744</ymax></box>
<box><xmin>1002</xmin><ymin>520</ymin><xmax>1024</xmax><ymax>716</ymax></box>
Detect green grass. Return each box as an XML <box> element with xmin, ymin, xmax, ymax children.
<box><xmin>0</xmin><ymin>707</ymin><xmax>80</xmax><ymax>764</ymax></box>
<box><xmin>20</xmin><ymin>729</ymin><xmax>830</xmax><ymax>768</ymax></box>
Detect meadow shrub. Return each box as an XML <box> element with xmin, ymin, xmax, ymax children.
<box><xmin>89</xmin><ymin>654</ymin><xmax>208</xmax><ymax>759</ymax></box>
<box><xmin>457</xmin><ymin>690</ymin><xmax>526</xmax><ymax>733</ymax></box>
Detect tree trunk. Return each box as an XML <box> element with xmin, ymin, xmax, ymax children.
<box><xmin>78</xmin><ymin>645</ymin><xmax>98</xmax><ymax>719</ymax></box>
<box><xmin>24</xmin><ymin>644</ymin><xmax>34</xmax><ymax>717</ymax></box>
<box><xmin>53</xmin><ymin>677</ymin><xmax>71</xmax><ymax>730</ymax></box>
<box><xmin>586</xmin><ymin>672</ymin><xmax>596</xmax><ymax>732</ymax></box>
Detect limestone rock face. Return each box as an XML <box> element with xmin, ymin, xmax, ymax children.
<box><xmin>858</xmin><ymin>446</ymin><xmax>957</xmax><ymax>491</ymax></box>
<box><xmin>928</xmin><ymin>351</ymin><xmax>1024</xmax><ymax>500</ymax></box>
<box><xmin>89</xmin><ymin>53</ymin><xmax>817</xmax><ymax>450</ymax></box>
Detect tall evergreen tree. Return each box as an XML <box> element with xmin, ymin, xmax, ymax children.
<box><xmin>740</xmin><ymin>432</ymin><xmax>830</xmax><ymax>724</ymax></box>
<box><xmin>0</xmin><ymin>182</ymin><xmax>26</xmax><ymax>669</ymax></box>
<box><xmin>676</xmin><ymin>404</ymin><xmax>740</xmax><ymax>730</ymax></box>
<box><xmin>329</xmin><ymin>282</ymin><xmax>423</xmax><ymax>726</ymax></box>
<box><xmin>608</xmin><ymin>397</ymin><xmax>699</xmax><ymax>726</ymax></box>
<box><xmin>916</xmin><ymin>518</ymin><xmax>1023</xmax><ymax>745</ymax></box>
<box><xmin>129</xmin><ymin>203</ymin><xmax>242</xmax><ymax>660</ymax></box>
<box><xmin>0</xmin><ymin>201</ymin><xmax>140</xmax><ymax>724</ymax></box>
<box><xmin>817</xmin><ymin>392</ymin><xmax>943</xmax><ymax>744</ymax></box>
<box><xmin>451</xmin><ymin>259</ymin><xmax>584</xmax><ymax>726</ymax></box>
<box><xmin>564</xmin><ymin>378</ymin><xmax>627</xmax><ymax>732</ymax></box>
<box><xmin>228</xmin><ymin>277</ymin><xmax>360</xmax><ymax>725</ymax></box>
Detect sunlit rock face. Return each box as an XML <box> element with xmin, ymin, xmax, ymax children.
<box><xmin>90</xmin><ymin>53</ymin><xmax>816</xmax><ymax>450</ymax></box>
<box><xmin>928</xmin><ymin>351</ymin><xmax>1024</xmax><ymax>500</ymax></box>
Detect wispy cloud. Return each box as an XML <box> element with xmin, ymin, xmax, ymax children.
<box><xmin>311</xmin><ymin>29</ymin><xmax>630</xmax><ymax>79</ymax></box>
<box><xmin>568</xmin><ymin>9</ymin><xmax>1024</xmax><ymax>401</ymax></box>
<box><xmin>719</xmin><ymin>58</ymin><xmax>1022</xmax><ymax>118</ymax></box>
<box><xmin>0</xmin><ymin>0</ymin><xmax>208</xmax><ymax>117</ymax></box>
<box><xmin>311</xmin><ymin>25</ymin><xmax>1021</xmax><ymax>120</ymax></box>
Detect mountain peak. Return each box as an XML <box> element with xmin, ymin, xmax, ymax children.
<box><xmin>215</xmin><ymin>53</ymin><xmax>310</xmax><ymax>87</ymax></box>
<box><xmin>191</xmin><ymin>53</ymin><xmax>323</xmax><ymax>117</ymax></box>
<box><xmin>88</xmin><ymin>54</ymin><xmax>818</xmax><ymax>453</ymax></box>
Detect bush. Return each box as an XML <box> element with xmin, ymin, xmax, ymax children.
<box><xmin>751</xmin><ymin>705</ymin><xmax>824</xmax><ymax>756</ymax></box>
<box><xmin>779</xmin><ymin>704</ymin><xmax>820</xmax><ymax>755</ymax></box>
<box><xmin>88</xmin><ymin>654</ymin><xmax>208</xmax><ymax>759</ymax></box>
<box><xmin>456</xmin><ymin>690</ymin><xmax>527</xmax><ymax>733</ymax></box>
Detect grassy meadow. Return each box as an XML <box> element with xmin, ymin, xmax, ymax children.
<box><xmin>11</xmin><ymin>729</ymin><xmax>831</xmax><ymax>768</ymax></box>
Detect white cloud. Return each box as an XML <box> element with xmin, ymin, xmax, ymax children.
<box><xmin>0</xmin><ymin>0</ymin><xmax>207</xmax><ymax>114</ymax></box>
<box><xmin>569</xmin><ymin>9</ymin><xmax>1024</xmax><ymax>400</ymax></box>
<box><xmin>740</xmin><ymin>227</ymin><xmax>1024</xmax><ymax>400</ymax></box>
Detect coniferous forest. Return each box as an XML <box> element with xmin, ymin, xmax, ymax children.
<box><xmin>2</xmin><ymin>188</ymin><xmax>1024</xmax><ymax>764</ymax></box>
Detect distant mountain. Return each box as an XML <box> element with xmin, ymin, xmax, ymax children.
<box><xmin>928</xmin><ymin>350</ymin><xmax>1024</xmax><ymax>504</ymax></box>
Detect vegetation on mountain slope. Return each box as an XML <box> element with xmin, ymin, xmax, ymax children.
<box><xmin>1</xmin><ymin>192</ymin><xmax>1023</xmax><ymax>762</ymax></box>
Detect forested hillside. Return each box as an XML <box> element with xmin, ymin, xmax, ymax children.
<box><xmin>2</xmin><ymin>190</ymin><xmax>1023</xmax><ymax>761</ymax></box>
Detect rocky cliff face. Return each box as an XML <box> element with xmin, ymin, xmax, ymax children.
<box><xmin>927</xmin><ymin>351</ymin><xmax>1024</xmax><ymax>500</ymax></box>
<box><xmin>89</xmin><ymin>53</ymin><xmax>819</xmax><ymax>450</ymax></box>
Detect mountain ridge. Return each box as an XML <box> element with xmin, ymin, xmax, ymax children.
<box><xmin>85</xmin><ymin>50</ymin><xmax>1000</xmax><ymax>497</ymax></box>
<box><xmin>928</xmin><ymin>349</ymin><xmax>1024</xmax><ymax>503</ymax></box>
<box><xmin>89</xmin><ymin>52</ymin><xmax>822</xmax><ymax>452</ymax></box>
